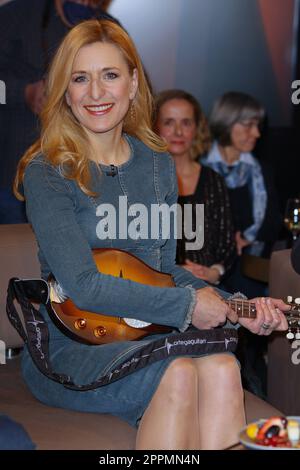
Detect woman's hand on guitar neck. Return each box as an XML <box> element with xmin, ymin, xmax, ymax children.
<box><xmin>238</xmin><ymin>297</ymin><xmax>289</xmax><ymax>335</ymax></box>
<box><xmin>191</xmin><ymin>287</ymin><xmax>238</xmax><ymax>329</ymax></box>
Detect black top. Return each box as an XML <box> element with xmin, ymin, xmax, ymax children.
<box><xmin>177</xmin><ymin>166</ymin><xmax>236</xmax><ymax>274</ymax></box>
<box><xmin>227</xmin><ymin>184</ymin><xmax>254</xmax><ymax>233</ymax></box>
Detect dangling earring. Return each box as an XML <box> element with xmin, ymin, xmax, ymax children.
<box><xmin>130</xmin><ymin>102</ymin><xmax>136</xmax><ymax>123</ymax></box>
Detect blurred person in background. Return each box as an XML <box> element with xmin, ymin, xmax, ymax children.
<box><xmin>202</xmin><ymin>91</ymin><xmax>281</xmax><ymax>296</ymax></box>
<box><xmin>202</xmin><ymin>91</ymin><xmax>282</xmax><ymax>398</ymax></box>
<box><xmin>0</xmin><ymin>0</ymin><xmax>118</xmax><ymax>223</ymax></box>
<box><xmin>155</xmin><ymin>89</ymin><xmax>236</xmax><ymax>286</ymax></box>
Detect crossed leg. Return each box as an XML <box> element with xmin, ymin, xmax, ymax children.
<box><xmin>135</xmin><ymin>354</ymin><xmax>245</xmax><ymax>450</ymax></box>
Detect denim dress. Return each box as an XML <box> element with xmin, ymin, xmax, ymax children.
<box><xmin>21</xmin><ymin>134</ymin><xmax>231</xmax><ymax>427</ymax></box>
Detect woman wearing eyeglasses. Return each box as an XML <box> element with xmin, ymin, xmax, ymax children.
<box><xmin>202</xmin><ymin>92</ymin><xmax>282</xmax><ymax>398</ymax></box>
<box><xmin>202</xmin><ymin>91</ymin><xmax>281</xmax><ymax>298</ymax></box>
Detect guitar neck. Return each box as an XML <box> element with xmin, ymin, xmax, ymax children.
<box><xmin>226</xmin><ymin>299</ymin><xmax>256</xmax><ymax>319</ymax></box>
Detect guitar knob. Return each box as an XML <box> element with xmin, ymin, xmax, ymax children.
<box><xmin>287</xmin><ymin>296</ymin><xmax>293</xmax><ymax>303</ymax></box>
<box><xmin>94</xmin><ymin>326</ymin><xmax>107</xmax><ymax>337</ymax></box>
<box><xmin>286</xmin><ymin>331</ymin><xmax>295</xmax><ymax>340</ymax></box>
<box><xmin>295</xmin><ymin>298</ymin><xmax>300</xmax><ymax>305</ymax></box>
<box><xmin>295</xmin><ymin>332</ymin><xmax>300</xmax><ymax>340</ymax></box>
<box><xmin>75</xmin><ymin>318</ymin><xmax>87</xmax><ymax>330</ymax></box>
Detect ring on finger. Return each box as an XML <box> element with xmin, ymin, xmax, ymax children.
<box><xmin>261</xmin><ymin>322</ymin><xmax>271</xmax><ymax>330</ymax></box>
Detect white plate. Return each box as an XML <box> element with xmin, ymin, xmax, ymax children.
<box><xmin>239</xmin><ymin>416</ymin><xmax>300</xmax><ymax>450</ymax></box>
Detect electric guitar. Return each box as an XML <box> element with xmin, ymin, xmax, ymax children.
<box><xmin>48</xmin><ymin>249</ymin><xmax>300</xmax><ymax>345</ymax></box>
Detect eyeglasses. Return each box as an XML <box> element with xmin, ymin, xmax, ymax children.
<box><xmin>238</xmin><ymin>119</ymin><xmax>260</xmax><ymax>130</ymax></box>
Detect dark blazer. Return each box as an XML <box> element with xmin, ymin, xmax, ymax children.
<box><xmin>291</xmin><ymin>236</ymin><xmax>300</xmax><ymax>275</ymax></box>
<box><xmin>0</xmin><ymin>0</ymin><xmax>67</xmax><ymax>189</ymax></box>
<box><xmin>0</xmin><ymin>0</ymin><xmax>120</xmax><ymax>190</ymax></box>
<box><xmin>256</xmin><ymin>160</ymin><xmax>282</xmax><ymax>252</ymax></box>
<box><xmin>208</xmin><ymin>159</ymin><xmax>282</xmax><ymax>257</ymax></box>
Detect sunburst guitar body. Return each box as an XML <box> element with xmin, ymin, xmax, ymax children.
<box><xmin>48</xmin><ymin>249</ymin><xmax>174</xmax><ymax>344</ymax></box>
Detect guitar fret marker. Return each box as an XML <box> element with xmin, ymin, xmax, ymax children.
<box><xmin>227</xmin><ymin>299</ymin><xmax>256</xmax><ymax>319</ymax></box>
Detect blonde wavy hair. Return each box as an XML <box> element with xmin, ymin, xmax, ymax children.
<box><xmin>154</xmin><ymin>89</ymin><xmax>211</xmax><ymax>160</ymax></box>
<box><xmin>14</xmin><ymin>19</ymin><xmax>166</xmax><ymax>199</ymax></box>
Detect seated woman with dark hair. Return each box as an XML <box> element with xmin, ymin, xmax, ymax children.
<box><xmin>155</xmin><ymin>89</ymin><xmax>236</xmax><ymax>285</ymax></box>
<box><xmin>202</xmin><ymin>91</ymin><xmax>282</xmax><ymax>296</ymax></box>
<box><xmin>202</xmin><ymin>91</ymin><xmax>282</xmax><ymax>398</ymax></box>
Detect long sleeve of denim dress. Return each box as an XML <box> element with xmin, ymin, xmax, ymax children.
<box><xmin>20</xmin><ymin>135</ymin><xmax>233</xmax><ymax>427</ymax></box>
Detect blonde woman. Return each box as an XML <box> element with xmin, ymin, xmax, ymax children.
<box><xmin>14</xmin><ymin>20</ymin><xmax>289</xmax><ymax>450</ymax></box>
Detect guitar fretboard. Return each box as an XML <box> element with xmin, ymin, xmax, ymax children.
<box><xmin>226</xmin><ymin>300</ymin><xmax>256</xmax><ymax>319</ymax></box>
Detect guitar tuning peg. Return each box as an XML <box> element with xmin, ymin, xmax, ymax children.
<box><xmin>287</xmin><ymin>330</ymin><xmax>295</xmax><ymax>340</ymax></box>
<box><xmin>286</xmin><ymin>325</ymin><xmax>295</xmax><ymax>339</ymax></box>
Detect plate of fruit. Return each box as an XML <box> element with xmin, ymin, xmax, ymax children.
<box><xmin>239</xmin><ymin>416</ymin><xmax>300</xmax><ymax>449</ymax></box>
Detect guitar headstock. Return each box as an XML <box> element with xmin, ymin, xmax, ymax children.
<box><xmin>285</xmin><ymin>296</ymin><xmax>300</xmax><ymax>340</ymax></box>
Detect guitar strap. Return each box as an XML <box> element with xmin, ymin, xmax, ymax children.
<box><xmin>6</xmin><ymin>277</ymin><xmax>239</xmax><ymax>391</ymax></box>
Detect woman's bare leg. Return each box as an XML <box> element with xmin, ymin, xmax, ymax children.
<box><xmin>135</xmin><ymin>358</ymin><xmax>200</xmax><ymax>450</ymax></box>
<box><xmin>195</xmin><ymin>353</ymin><xmax>245</xmax><ymax>449</ymax></box>
<box><xmin>135</xmin><ymin>353</ymin><xmax>245</xmax><ymax>450</ymax></box>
